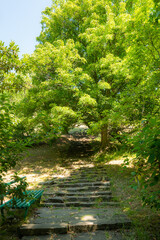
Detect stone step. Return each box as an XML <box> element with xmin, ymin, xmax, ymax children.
<box><xmin>70</xmin><ymin>174</ymin><xmax>109</xmax><ymax>179</ymax></box>
<box><xmin>39</xmin><ymin>176</ymin><xmax>110</xmax><ymax>186</ymax></box>
<box><xmin>71</xmin><ymin>168</ymin><xmax>108</xmax><ymax>172</ymax></box>
<box><xmin>43</xmin><ymin>190</ymin><xmax>112</xmax><ymax>197</ymax></box>
<box><xmin>39</xmin><ymin>180</ymin><xmax>55</xmax><ymax>185</ymax></box>
<box><xmin>53</xmin><ymin>177</ymin><xmax>109</xmax><ymax>183</ymax></box>
<box><xmin>41</xmin><ymin>201</ymin><xmax>120</xmax><ymax>207</ymax></box>
<box><xmin>70</xmin><ymin>172</ymin><xmax>108</xmax><ymax>177</ymax></box>
<box><xmin>44</xmin><ymin>195</ymin><xmax>114</xmax><ymax>203</ymax></box>
<box><xmin>55</xmin><ymin>181</ymin><xmax>110</xmax><ymax>188</ymax></box>
<box><xmin>39</xmin><ymin>177</ymin><xmax>108</xmax><ymax>186</ymax></box>
<box><xmin>19</xmin><ymin>208</ymin><xmax>131</xmax><ymax>236</ymax></box>
<box><xmin>76</xmin><ymin>172</ymin><xmax>108</xmax><ymax>176</ymax></box>
<box><xmin>58</xmin><ymin>185</ymin><xmax>110</xmax><ymax>192</ymax></box>
<box><xmin>22</xmin><ymin>230</ymin><xmax>134</xmax><ymax>240</ymax></box>
<box><xmin>73</xmin><ymin>167</ymin><xmax>107</xmax><ymax>172</ymax></box>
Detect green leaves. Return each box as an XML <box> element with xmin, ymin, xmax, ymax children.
<box><xmin>98</xmin><ymin>81</ymin><xmax>111</xmax><ymax>90</ymax></box>
<box><xmin>0</xmin><ymin>94</ymin><xmax>26</xmax><ymax>174</ymax></box>
<box><xmin>51</xmin><ymin>106</ymin><xmax>78</xmax><ymax>133</ymax></box>
<box><xmin>127</xmin><ymin>116</ymin><xmax>160</xmax><ymax>209</ymax></box>
<box><xmin>0</xmin><ymin>41</ymin><xmax>23</xmax><ymax>93</ymax></box>
<box><xmin>78</xmin><ymin>94</ymin><xmax>97</xmax><ymax>107</ymax></box>
<box><xmin>78</xmin><ymin>94</ymin><xmax>99</xmax><ymax>124</ymax></box>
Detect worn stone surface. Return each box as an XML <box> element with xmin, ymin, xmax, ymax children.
<box><xmin>20</xmin><ymin>208</ymin><xmax>131</xmax><ymax>236</ymax></box>
<box><xmin>39</xmin><ymin>180</ymin><xmax>55</xmax><ymax>185</ymax></box>
<box><xmin>28</xmin><ymin>208</ymin><xmax>128</xmax><ymax>224</ymax></box>
<box><xmin>43</xmin><ymin>190</ymin><xmax>112</xmax><ymax>196</ymax></box>
<box><xmin>44</xmin><ymin>195</ymin><xmax>113</xmax><ymax>202</ymax></box>
<box><xmin>41</xmin><ymin>201</ymin><xmax>120</xmax><ymax>207</ymax></box>
<box><xmin>70</xmin><ymin>173</ymin><xmax>109</xmax><ymax>178</ymax></box>
<box><xmin>55</xmin><ymin>185</ymin><xmax>110</xmax><ymax>192</ymax></box>
<box><xmin>19</xmin><ymin>223</ymin><xmax>68</xmax><ymax>236</ymax></box>
<box><xmin>52</xmin><ymin>177</ymin><xmax>109</xmax><ymax>183</ymax></box>
<box><xmin>54</xmin><ymin>181</ymin><xmax>110</xmax><ymax>188</ymax></box>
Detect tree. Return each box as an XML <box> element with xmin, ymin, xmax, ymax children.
<box><xmin>28</xmin><ymin>0</ymin><xmax>160</xmax><ymax>209</ymax></box>
<box><xmin>14</xmin><ymin>0</ymin><xmax>159</xmax><ymax>208</ymax></box>
<box><xmin>22</xmin><ymin>0</ymin><xmax>135</xmax><ymax>148</ymax></box>
<box><xmin>20</xmin><ymin>0</ymin><xmax>159</xmax><ymax>149</ymax></box>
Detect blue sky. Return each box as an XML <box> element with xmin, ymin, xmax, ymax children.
<box><xmin>0</xmin><ymin>0</ymin><xmax>52</xmax><ymax>57</ymax></box>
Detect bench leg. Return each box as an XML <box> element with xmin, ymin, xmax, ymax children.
<box><xmin>23</xmin><ymin>195</ymin><xmax>43</xmax><ymax>219</ymax></box>
<box><xmin>24</xmin><ymin>207</ymin><xmax>29</xmax><ymax>219</ymax></box>
<box><xmin>1</xmin><ymin>208</ymin><xmax>5</xmax><ymax>223</ymax></box>
<box><xmin>37</xmin><ymin>196</ymin><xmax>42</xmax><ymax>204</ymax></box>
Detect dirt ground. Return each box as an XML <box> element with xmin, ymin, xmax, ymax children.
<box><xmin>4</xmin><ymin>135</ymin><xmax>98</xmax><ymax>188</ymax></box>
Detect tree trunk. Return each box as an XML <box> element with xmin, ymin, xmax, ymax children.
<box><xmin>101</xmin><ymin>124</ymin><xmax>109</xmax><ymax>150</ymax></box>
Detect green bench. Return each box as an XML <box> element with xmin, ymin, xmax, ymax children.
<box><xmin>0</xmin><ymin>176</ymin><xmax>44</xmax><ymax>220</ymax></box>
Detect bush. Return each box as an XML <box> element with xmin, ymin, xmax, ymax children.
<box><xmin>128</xmin><ymin>116</ymin><xmax>160</xmax><ymax>209</ymax></box>
<box><xmin>0</xmin><ymin>94</ymin><xmax>28</xmax><ymax>206</ymax></box>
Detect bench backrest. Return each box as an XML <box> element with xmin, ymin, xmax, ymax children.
<box><xmin>4</xmin><ymin>176</ymin><xmax>26</xmax><ymax>186</ymax></box>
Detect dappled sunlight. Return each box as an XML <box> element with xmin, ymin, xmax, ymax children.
<box><xmin>70</xmin><ymin>161</ymin><xmax>94</xmax><ymax>170</ymax></box>
<box><xmin>81</xmin><ymin>215</ymin><xmax>96</xmax><ymax>221</ymax></box>
<box><xmin>3</xmin><ymin>142</ymin><xmax>96</xmax><ymax>189</ymax></box>
<box><xmin>106</xmin><ymin>159</ymin><xmax>125</xmax><ymax>165</ymax></box>
<box><xmin>104</xmin><ymin>155</ymin><xmax>135</xmax><ymax>168</ymax></box>
<box><xmin>4</xmin><ymin>146</ymin><xmax>135</xmax><ymax>190</ymax></box>
<box><xmin>2</xmin><ymin>141</ymin><xmax>160</xmax><ymax>239</ymax></box>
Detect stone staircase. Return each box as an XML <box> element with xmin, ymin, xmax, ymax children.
<box><xmin>20</xmin><ymin>166</ymin><xmax>131</xmax><ymax>239</ymax></box>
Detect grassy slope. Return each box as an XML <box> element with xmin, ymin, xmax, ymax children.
<box><xmin>94</xmin><ymin>151</ymin><xmax>160</xmax><ymax>240</ymax></box>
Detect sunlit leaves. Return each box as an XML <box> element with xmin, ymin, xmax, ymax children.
<box><xmin>0</xmin><ymin>41</ymin><xmax>23</xmax><ymax>92</ymax></box>
<box><xmin>98</xmin><ymin>81</ymin><xmax>111</xmax><ymax>90</ymax></box>
<box><xmin>78</xmin><ymin>94</ymin><xmax>97</xmax><ymax>107</ymax></box>
<box><xmin>0</xmin><ymin>94</ymin><xmax>25</xmax><ymax>174</ymax></box>
<box><xmin>51</xmin><ymin>106</ymin><xmax>78</xmax><ymax>132</ymax></box>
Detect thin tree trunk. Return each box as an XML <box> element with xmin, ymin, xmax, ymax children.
<box><xmin>101</xmin><ymin>124</ymin><xmax>109</xmax><ymax>150</ymax></box>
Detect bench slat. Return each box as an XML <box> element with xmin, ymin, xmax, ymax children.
<box><xmin>1</xmin><ymin>190</ymin><xmax>44</xmax><ymax>209</ymax></box>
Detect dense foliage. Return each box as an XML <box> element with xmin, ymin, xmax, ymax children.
<box><xmin>0</xmin><ymin>0</ymin><xmax>159</xmax><ymax>209</ymax></box>
<box><xmin>129</xmin><ymin>116</ymin><xmax>160</xmax><ymax>209</ymax></box>
<box><xmin>0</xmin><ymin>42</ymin><xmax>28</xmax><ymax>204</ymax></box>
